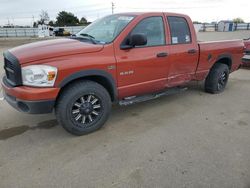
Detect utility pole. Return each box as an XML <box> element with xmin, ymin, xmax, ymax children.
<box><xmin>111</xmin><ymin>2</ymin><xmax>115</xmax><ymax>14</ymax></box>
<box><xmin>7</xmin><ymin>17</ymin><xmax>10</xmax><ymax>26</ymax></box>
<box><xmin>12</xmin><ymin>18</ymin><xmax>15</xmax><ymax>27</ymax></box>
<box><xmin>32</xmin><ymin>15</ymin><xmax>35</xmax><ymax>27</ymax></box>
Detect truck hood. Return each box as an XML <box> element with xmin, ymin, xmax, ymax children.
<box><xmin>9</xmin><ymin>38</ymin><xmax>104</xmax><ymax>64</ymax></box>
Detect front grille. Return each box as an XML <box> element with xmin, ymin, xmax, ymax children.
<box><xmin>4</xmin><ymin>58</ymin><xmax>15</xmax><ymax>83</ymax></box>
<box><xmin>3</xmin><ymin>51</ymin><xmax>22</xmax><ymax>87</ymax></box>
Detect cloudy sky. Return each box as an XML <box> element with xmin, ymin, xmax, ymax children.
<box><xmin>0</xmin><ymin>0</ymin><xmax>249</xmax><ymax>26</ymax></box>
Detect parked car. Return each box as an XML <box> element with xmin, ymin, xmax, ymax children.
<box><xmin>243</xmin><ymin>39</ymin><xmax>250</xmax><ymax>67</ymax></box>
<box><xmin>1</xmin><ymin>12</ymin><xmax>244</xmax><ymax>135</ymax></box>
<box><xmin>54</xmin><ymin>28</ymin><xmax>71</xmax><ymax>36</ymax></box>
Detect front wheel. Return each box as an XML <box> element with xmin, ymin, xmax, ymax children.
<box><xmin>56</xmin><ymin>80</ymin><xmax>112</xmax><ymax>135</ymax></box>
<box><xmin>205</xmin><ymin>63</ymin><xmax>229</xmax><ymax>94</ymax></box>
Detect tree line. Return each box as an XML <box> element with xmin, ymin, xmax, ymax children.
<box><xmin>193</xmin><ymin>18</ymin><xmax>245</xmax><ymax>24</ymax></box>
<box><xmin>33</xmin><ymin>10</ymin><xmax>91</xmax><ymax>27</ymax></box>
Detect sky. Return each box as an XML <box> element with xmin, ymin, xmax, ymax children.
<box><xmin>0</xmin><ymin>0</ymin><xmax>249</xmax><ymax>26</ymax></box>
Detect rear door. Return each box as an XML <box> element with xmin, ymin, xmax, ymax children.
<box><xmin>165</xmin><ymin>15</ymin><xmax>199</xmax><ymax>86</ymax></box>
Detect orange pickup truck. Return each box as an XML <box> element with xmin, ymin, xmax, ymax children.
<box><xmin>1</xmin><ymin>12</ymin><xmax>244</xmax><ymax>135</ymax></box>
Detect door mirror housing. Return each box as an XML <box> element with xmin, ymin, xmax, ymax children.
<box><xmin>129</xmin><ymin>33</ymin><xmax>147</xmax><ymax>46</ymax></box>
<box><xmin>120</xmin><ymin>33</ymin><xmax>147</xmax><ymax>50</ymax></box>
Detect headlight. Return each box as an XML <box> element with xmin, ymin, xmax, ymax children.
<box><xmin>22</xmin><ymin>65</ymin><xmax>57</xmax><ymax>87</ymax></box>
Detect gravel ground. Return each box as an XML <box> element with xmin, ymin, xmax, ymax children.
<box><xmin>0</xmin><ymin>32</ymin><xmax>250</xmax><ymax>188</ymax></box>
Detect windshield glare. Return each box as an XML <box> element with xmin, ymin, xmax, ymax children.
<box><xmin>76</xmin><ymin>15</ymin><xmax>135</xmax><ymax>44</ymax></box>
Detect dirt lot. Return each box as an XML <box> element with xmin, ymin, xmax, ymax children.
<box><xmin>0</xmin><ymin>31</ymin><xmax>250</xmax><ymax>188</ymax></box>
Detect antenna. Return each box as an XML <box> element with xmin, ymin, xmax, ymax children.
<box><xmin>112</xmin><ymin>2</ymin><xmax>115</xmax><ymax>14</ymax></box>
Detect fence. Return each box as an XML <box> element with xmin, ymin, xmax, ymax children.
<box><xmin>0</xmin><ymin>28</ymin><xmax>38</xmax><ymax>37</ymax></box>
<box><xmin>199</xmin><ymin>23</ymin><xmax>250</xmax><ymax>32</ymax></box>
<box><xmin>0</xmin><ymin>26</ymin><xmax>85</xmax><ymax>37</ymax></box>
<box><xmin>1</xmin><ymin>23</ymin><xmax>250</xmax><ymax>37</ymax></box>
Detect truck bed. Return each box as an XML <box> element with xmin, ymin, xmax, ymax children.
<box><xmin>195</xmin><ymin>40</ymin><xmax>244</xmax><ymax>80</ymax></box>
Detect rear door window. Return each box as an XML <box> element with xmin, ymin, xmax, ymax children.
<box><xmin>167</xmin><ymin>16</ymin><xmax>191</xmax><ymax>44</ymax></box>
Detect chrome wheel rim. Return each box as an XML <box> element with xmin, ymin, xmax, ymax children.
<box><xmin>218</xmin><ymin>71</ymin><xmax>228</xmax><ymax>90</ymax></box>
<box><xmin>71</xmin><ymin>94</ymin><xmax>102</xmax><ymax>127</ymax></box>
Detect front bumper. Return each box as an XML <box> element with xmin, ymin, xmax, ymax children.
<box><xmin>1</xmin><ymin>76</ymin><xmax>59</xmax><ymax>114</ymax></box>
<box><xmin>4</xmin><ymin>92</ymin><xmax>55</xmax><ymax>114</ymax></box>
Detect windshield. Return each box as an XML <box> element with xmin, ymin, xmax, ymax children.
<box><xmin>76</xmin><ymin>14</ymin><xmax>135</xmax><ymax>44</ymax></box>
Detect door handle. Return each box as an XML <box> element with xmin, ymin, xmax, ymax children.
<box><xmin>188</xmin><ymin>49</ymin><xmax>197</xmax><ymax>54</ymax></box>
<box><xmin>157</xmin><ymin>52</ymin><xmax>168</xmax><ymax>58</ymax></box>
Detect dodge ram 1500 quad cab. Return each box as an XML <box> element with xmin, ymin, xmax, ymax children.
<box><xmin>1</xmin><ymin>12</ymin><xmax>244</xmax><ymax>135</ymax></box>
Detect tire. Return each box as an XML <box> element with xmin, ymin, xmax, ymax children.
<box><xmin>55</xmin><ymin>80</ymin><xmax>112</xmax><ymax>135</ymax></box>
<box><xmin>205</xmin><ymin>63</ymin><xmax>229</xmax><ymax>94</ymax></box>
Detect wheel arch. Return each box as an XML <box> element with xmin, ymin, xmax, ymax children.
<box><xmin>57</xmin><ymin>70</ymin><xmax>117</xmax><ymax>102</ymax></box>
<box><xmin>213</xmin><ymin>54</ymin><xmax>232</xmax><ymax>70</ymax></box>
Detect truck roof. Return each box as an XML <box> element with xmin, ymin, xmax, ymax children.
<box><xmin>114</xmin><ymin>12</ymin><xmax>189</xmax><ymax>18</ymax></box>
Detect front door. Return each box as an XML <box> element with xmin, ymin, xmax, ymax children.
<box><xmin>114</xmin><ymin>14</ymin><xmax>171</xmax><ymax>99</ymax></box>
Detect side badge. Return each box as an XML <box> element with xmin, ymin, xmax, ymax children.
<box><xmin>120</xmin><ymin>70</ymin><xmax>134</xmax><ymax>76</ymax></box>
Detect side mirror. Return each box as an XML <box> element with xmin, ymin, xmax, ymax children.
<box><xmin>129</xmin><ymin>33</ymin><xmax>147</xmax><ymax>47</ymax></box>
<box><xmin>120</xmin><ymin>33</ymin><xmax>147</xmax><ymax>50</ymax></box>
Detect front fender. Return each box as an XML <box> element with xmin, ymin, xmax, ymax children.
<box><xmin>58</xmin><ymin>69</ymin><xmax>117</xmax><ymax>101</ymax></box>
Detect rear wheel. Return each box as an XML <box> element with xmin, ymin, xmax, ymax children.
<box><xmin>56</xmin><ymin>80</ymin><xmax>111</xmax><ymax>135</ymax></box>
<box><xmin>205</xmin><ymin>63</ymin><xmax>229</xmax><ymax>94</ymax></box>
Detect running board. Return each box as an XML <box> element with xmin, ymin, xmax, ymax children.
<box><xmin>119</xmin><ymin>87</ymin><xmax>188</xmax><ymax>106</ymax></box>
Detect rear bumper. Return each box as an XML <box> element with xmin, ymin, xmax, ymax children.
<box><xmin>242</xmin><ymin>54</ymin><xmax>250</xmax><ymax>66</ymax></box>
<box><xmin>1</xmin><ymin>76</ymin><xmax>59</xmax><ymax>114</ymax></box>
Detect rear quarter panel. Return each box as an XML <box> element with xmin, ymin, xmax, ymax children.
<box><xmin>196</xmin><ymin>40</ymin><xmax>244</xmax><ymax>80</ymax></box>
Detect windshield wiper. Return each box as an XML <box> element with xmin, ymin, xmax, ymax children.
<box><xmin>76</xmin><ymin>33</ymin><xmax>97</xmax><ymax>44</ymax></box>
<box><xmin>71</xmin><ymin>33</ymin><xmax>105</xmax><ymax>44</ymax></box>
<box><xmin>80</xmin><ymin>33</ymin><xmax>95</xmax><ymax>39</ymax></box>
